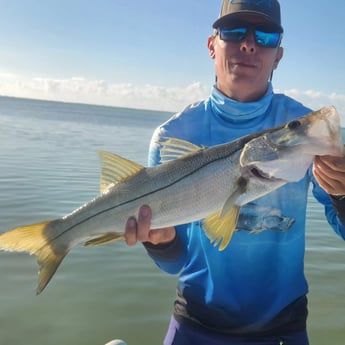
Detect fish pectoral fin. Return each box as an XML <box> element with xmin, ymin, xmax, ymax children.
<box><xmin>98</xmin><ymin>151</ymin><xmax>144</xmax><ymax>194</ymax></box>
<box><xmin>220</xmin><ymin>176</ymin><xmax>248</xmax><ymax>219</ymax></box>
<box><xmin>158</xmin><ymin>137</ymin><xmax>206</xmax><ymax>163</ymax></box>
<box><xmin>84</xmin><ymin>233</ymin><xmax>124</xmax><ymax>247</ymax></box>
<box><xmin>203</xmin><ymin>205</ymin><xmax>240</xmax><ymax>251</ymax></box>
<box><xmin>0</xmin><ymin>220</ymin><xmax>68</xmax><ymax>295</ymax></box>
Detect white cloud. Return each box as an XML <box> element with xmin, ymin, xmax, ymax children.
<box><xmin>278</xmin><ymin>88</ymin><xmax>345</xmax><ymax>125</ymax></box>
<box><xmin>0</xmin><ymin>73</ymin><xmax>210</xmax><ymax>112</ymax></box>
<box><xmin>0</xmin><ymin>73</ymin><xmax>345</xmax><ymax>124</ymax></box>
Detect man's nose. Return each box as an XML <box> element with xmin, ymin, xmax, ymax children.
<box><xmin>240</xmin><ymin>30</ymin><xmax>256</xmax><ymax>53</ymax></box>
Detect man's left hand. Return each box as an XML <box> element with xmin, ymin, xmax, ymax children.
<box><xmin>313</xmin><ymin>155</ymin><xmax>345</xmax><ymax>196</ymax></box>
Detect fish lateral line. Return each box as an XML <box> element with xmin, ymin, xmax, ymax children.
<box><xmin>55</xmin><ymin>146</ymin><xmax>244</xmax><ymax>240</ymax></box>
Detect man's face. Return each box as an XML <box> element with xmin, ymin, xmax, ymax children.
<box><xmin>208</xmin><ymin>15</ymin><xmax>283</xmax><ymax>102</ymax></box>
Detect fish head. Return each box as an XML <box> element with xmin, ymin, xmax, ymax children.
<box><xmin>240</xmin><ymin>106</ymin><xmax>345</xmax><ymax>182</ymax></box>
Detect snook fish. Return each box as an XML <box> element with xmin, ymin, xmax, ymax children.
<box><xmin>0</xmin><ymin>106</ymin><xmax>344</xmax><ymax>294</ymax></box>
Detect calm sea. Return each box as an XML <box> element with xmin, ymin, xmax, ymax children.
<box><xmin>0</xmin><ymin>96</ymin><xmax>344</xmax><ymax>345</ymax></box>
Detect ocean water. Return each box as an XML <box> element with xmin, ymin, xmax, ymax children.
<box><xmin>0</xmin><ymin>96</ymin><xmax>344</xmax><ymax>345</ymax></box>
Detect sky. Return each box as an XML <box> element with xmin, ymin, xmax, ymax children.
<box><xmin>0</xmin><ymin>0</ymin><xmax>344</xmax><ymax>122</ymax></box>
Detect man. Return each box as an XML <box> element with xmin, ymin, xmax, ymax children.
<box><xmin>125</xmin><ymin>1</ymin><xmax>345</xmax><ymax>344</ymax></box>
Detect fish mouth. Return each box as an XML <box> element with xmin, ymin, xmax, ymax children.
<box><xmin>249</xmin><ymin>167</ymin><xmax>283</xmax><ymax>182</ymax></box>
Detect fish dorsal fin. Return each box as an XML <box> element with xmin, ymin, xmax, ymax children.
<box><xmin>159</xmin><ymin>137</ymin><xmax>204</xmax><ymax>163</ymax></box>
<box><xmin>98</xmin><ymin>151</ymin><xmax>144</xmax><ymax>194</ymax></box>
<box><xmin>203</xmin><ymin>205</ymin><xmax>240</xmax><ymax>251</ymax></box>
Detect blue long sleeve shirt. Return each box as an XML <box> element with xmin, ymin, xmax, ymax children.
<box><xmin>145</xmin><ymin>84</ymin><xmax>345</xmax><ymax>333</ymax></box>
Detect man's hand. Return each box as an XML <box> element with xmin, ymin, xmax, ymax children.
<box><xmin>125</xmin><ymin>205</ymin><xmax>176</xmax><ymax>246</ymax></box>
<box><xmin>313</xmin><ymin>155</ymin><xmax>345</xmax><ymax>196</ymax></box>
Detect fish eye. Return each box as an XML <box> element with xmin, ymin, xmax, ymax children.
<box><xmin>287</xmin><ymin>120</ymin><xmax>301</xmax><ymax>130</ymax></box>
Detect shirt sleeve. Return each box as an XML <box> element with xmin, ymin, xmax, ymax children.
<box><xmin>330</xmin><ymin>196</ymin><xmax>345</xmax><ymax>225</ymax></box>
<box><xmin>143</xmin><ymin>224</ymin><xmax>189</xmax><ymax>274</ymax></box>
<box><xmin>310</xmin><ymin>167</ymin><xmax>345</xmax><ymax>239</ymax></box>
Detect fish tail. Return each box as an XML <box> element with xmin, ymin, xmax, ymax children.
<box><xmin>0</xmin><ymin>220</ymin><xmax>68</xmax><ymax>295</ymax></box>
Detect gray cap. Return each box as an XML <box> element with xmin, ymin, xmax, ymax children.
<box><xmin>213</xmin><ymin>0</ymin><xmax>283</xmax><ymax>32</ymax></box>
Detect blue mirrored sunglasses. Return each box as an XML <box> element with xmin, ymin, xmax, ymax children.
<box><xmin>218</xmin><ymin>27</ymin><xmax>282</xmax><ymax>48</ymax></box>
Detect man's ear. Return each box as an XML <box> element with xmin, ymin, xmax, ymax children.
<box><xmin>273</xmin><ymin>46</ymin><xmax>284</xmax><ymax>70</ymax></box>
<box><xmin>208</xmin><ymin>36</ymin><xmax>216</xmax><ymax>59</ymax></box>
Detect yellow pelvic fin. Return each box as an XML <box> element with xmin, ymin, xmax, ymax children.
<box><xmin>203</xmin><ymin>205</ymin><xmax>240</xmax><ymax>251</ymax></box>
<box><xmin>0</xmin><ymin>220</ymin><xmax>68</xmax><ymax>295</ymax></box>
<box><xmin>98</xmin><ymin>150</ymin><xmax>144</xmax><ymax>194</ymax></box>
<box><xmin>84</xmin><ymin>233</ymin><xmax>124</xmax><ymax>247</ymax></box>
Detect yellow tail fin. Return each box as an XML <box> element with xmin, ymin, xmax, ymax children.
<box><xmin>0</xmin><ymin>220</ymin><xmax>68</xmax><ymax>295</ymax></box>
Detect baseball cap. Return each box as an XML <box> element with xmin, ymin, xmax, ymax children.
<box><xmin>213</xmin><ymin>0</ymin><xmax>283</xmax><ymax>33</ymax></box>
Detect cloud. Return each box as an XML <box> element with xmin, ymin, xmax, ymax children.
<box><xmin>278</xmin><ymin>88</ymin><xmax>345</xmax><ymax>125</ymax></box>
<box><xmin>0</xmin><ymin>73</ymin><xmax>345</xmax><ymax>124</ymax></box>
<box><xmin>0</xmin><ymin>73</ymin><xmax>210</xmax><ymax>112</ymax></box>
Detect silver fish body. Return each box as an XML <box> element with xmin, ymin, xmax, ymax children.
<box><xmin>0</xmin><ymin>106</ymin><xmax>343</xmax><ymax>294</ymax></box>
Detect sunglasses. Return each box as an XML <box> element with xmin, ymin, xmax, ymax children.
<box><xmin>218</xmin><ymin>27</ymin><xmax>282</xmax><ymax>48</ymax></box>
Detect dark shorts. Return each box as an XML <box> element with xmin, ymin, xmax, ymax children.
<box><xmin>163</xmin><ymin>316</ymin><xmax>309</xmax><ymax>345</ymax></box>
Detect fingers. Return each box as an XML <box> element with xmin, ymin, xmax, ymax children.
<box><xmin>125</xmin><ymin>217</ymin><xmax>138</xmax><ymax>246</ymax></box>
<box><xmin>313</xmin><ymin>156</ymin><xmax>345</xmax><ymax>195</ymax></box>
<box><xmin>315</xmin><ymin>155</ymin><xmax>345</xmax><ymax>173</ymax></box>
<box><xmin>137</xmin><ymin>205</ymin><xmax>152</xmax><ymax>242</ymax></box>
<box><xmin>124</xmin><ymin>205</ymin><xmax>177</xmax><ymax>246</ymax></box>
<box><xmin>124</xmin><ymin>205</ymin><xmax>152</xmax><ymax>246</ymax></box>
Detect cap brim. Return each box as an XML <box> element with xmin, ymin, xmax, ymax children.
<box><xmin>212</xmin><ymin>12</ymin><xmax>284</xmax><ymax>33</ymax></box>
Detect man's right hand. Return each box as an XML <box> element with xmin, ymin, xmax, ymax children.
<box><xmin>125</xmin><ymin>205</ymin><xmax>176</xmax><ymax>246</ymax></box>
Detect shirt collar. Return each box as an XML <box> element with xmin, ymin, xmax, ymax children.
<box><xmin>210</xmin><ymin>83</ymin><xmax>274</xmax><ymax>122</ymax></box>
